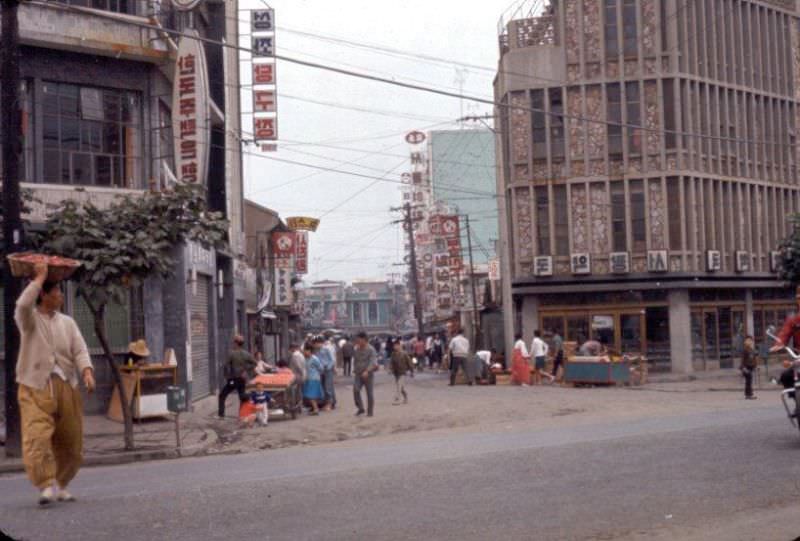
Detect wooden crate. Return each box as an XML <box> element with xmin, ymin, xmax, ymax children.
<box><xmin>495</xmin><ymin>373</ymin><xmax>512</xmax><ymax>385</ymax></box>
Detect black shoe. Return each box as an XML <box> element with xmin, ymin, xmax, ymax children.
<box><xmin>367</xmin><ymin>412</ymin><xmax>373</xmax><ymax>417</ymax></box>
<box><xmin>355</xmin><ymin>410</ymin><xmax>365</xmax><ymax>416</ymax></box>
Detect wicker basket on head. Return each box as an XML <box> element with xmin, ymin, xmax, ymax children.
<box><xmin>6</xmin><ymin>252</ymin><xmax>82</xmax><ymax>281</ymax></box>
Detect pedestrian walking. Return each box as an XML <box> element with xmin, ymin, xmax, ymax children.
<box><xmin>353</xmin><ymin>331</ymin><xmax>379</xmax><ymax>416</ymax></box>
<box><xmin>531</xmin><ymin>330</ymin><xmax>554</xmax><ymax>385</ymax></box>
<box><xmin>288</xmin><ymin>343</ymin><xmax>307</xmax><ymax>384</ymax></box>
<box><xmin>302</xmin><ymin>343</ymin><xmax>323</xmax><ymax>415</ymax></box>
<box><xmin>448</xmin><ymin>328</ymin><xmax>471</xmax><ymax>386</ymax></box>
<box><xmin>430</xmin><ymin>335</ymin><xmax>444</xmax><ymax>372</ymax></box>
<box><xmin>741</xmin><ymin>335</ymin><xmax>758</xmax><ymax>400</ymax></box>
<box><xmin>390</xmin><ymin>341</ymin><xmax>414</xmax><ymax>404</ymax></box>
<box><xmin>315</xmin><ymin>336</ymin><xmax>337</xmax><ymax>411</ymax></box>
<box><xmin>511</xmin><ymin>333</ymin><xmax>531</xmax><ymax>385</ymax></box>
<box><xmin>15</xmin><ymin>262</ymin><xmax>96</xmax><ymax>506</ymax></box>
<box><xmin>551</xmin><ymin>328</ymin><xmax>565</xmax><ymax>382</ymax></box>
<box><xmin>218</xmin><ymin>334</ymin><xmax>256</xmax><ymax>418</ymax></box>
<box><xmin>414</xmin><ymin>335</ymin><xmax>427</xmax><ymax>371</ymax></box>
<box><xmin>340</xmin><ymin>336</ymin><xmax>355</xmax><ymax>376</ymax></box>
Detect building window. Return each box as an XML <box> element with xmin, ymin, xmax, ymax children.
<box><xmin>41</xmin><ymin>82</ymin><xmax>142</xmax><ymax>188</ymax></box>
<box><xmin>626</xmin><ymin>81</ymin><xmax>642</xmax><ymax>154</ymax></box>
<box><xmin>622</xmin><ymin>0</ymin><xmax>638</xmax><ymax>57</ymax></box>
<box><xmin>352</xmin><ymin>302</ymin><xmax>361</xmax><ymax>325</ymax></box>
<box><xmin>607</xmin><ymin>84</ymin><xmax>623</xmax><ymax>157</ymax></box>
<box><xmin>604</xmin><ymin>0</ymin><xmax>619</xmax><ymax>58</ymax></box>
<box><xmin>368</xmin><ymin>301</ymin><xmax>378</xmax><ymax>324</ymax></box>
<box><xmin>54</xmin><ymin>0</ymin><xmax>137</xmax><ymax>15</ymax></box>
<box><xmin>611</xmin><ymin>181</ymin><xmax>626</xmax><ymax>251</ymax></box>
<box><xmin>156</xmin><ymin>101</ymin><xmax>175</xmax><ymax>187</ymax></box>
<box><xmin>535</xmin><ymin>186</ymin><xmax>550</xmax><ymax>256</ymax></box>
<box><xmin>549</xmin><ymin>88</ymin><xmax>565</xmax><ymax>159</ymax></box>
<box><xmin>630</xmin><ymin>180</ymin><xmax>646</xmax><ymax>252</ymax></box>
<box><xmin>531</xmin><ymin>90</ymin><xmax>546</xmax><ymax>159</ymax></box>
<box><xmin>553</xmin><ymin>185</ymin><xmax>569</xmax><ymax>255</ymax></box>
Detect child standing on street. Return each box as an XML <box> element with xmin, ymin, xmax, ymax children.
<box><xmin>390</xmin><ymin>340</ymin><xmax>414</xmax><ymax>405</ymax></box>
<box><xmin>239</xmin><ymin>382</ymin><xmax>273</xmax><ymax>427</ymax></box>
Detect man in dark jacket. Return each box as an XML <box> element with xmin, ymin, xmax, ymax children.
<box><xmin>390</xmin><ymin>341</ymin><xmax>414</xmax><ymax>405</ymax></box>
<box><xmin>353</xmin><ymin>332</ymin><xmax>379</xmax><ymax>417</ymax></box>
<box><xmin>218</xmin><ymin>334</ymin><xmax>256</xmax><ymax>418</ymax></box>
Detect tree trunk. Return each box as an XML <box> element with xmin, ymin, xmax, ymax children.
<box><xmin>87</xmin><ymin>300</ymin><xmax>135</xmax><ymax>450</ymax></box>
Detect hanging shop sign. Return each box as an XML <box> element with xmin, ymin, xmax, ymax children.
<box><xmin>488</xmin><ymin>259</ymin><xmax>500</xmax><ymax>281</ymax></box>
<box><xmin>609</xmin><ymin>252</ymin><xmax>630</xmax><ymax>274</ymax></box>
<box><xmin>252</xmin><ymin>36</ymin><xmax>275</xmax><ymax>57</ymax></box>
<box><xmin>405</xmin><ymin>131</ymin><xmax>426</xmax><ymax>145</ymax></box>
<box><xmin>275</xmin><ymin>267</ymin><xmax>293</xmax><ymax>306</ymax></box>
<box><xmin>253</xmin><ymin>117</ymin><xmax>277</xmax><ymax>141</ymax></box>
<box><xmin>294</xmin><ymin>232</ymin><xmax>308</xmax><ymax>275</ymax></box>
<box><xmin>770</xmin><ymin>251</ymin><xmax>781</xmax><ymax>273</ymax></box>
<box><xmin>735</xmin><ymin>251</ymin><xmax>750</xmax><ymax>272</ymax></box>
<box><xmin>534</xmin><ymin>256</ymin><xmax>553</xmax><ymax>276</ymax></box>
<box><xmin>253</xmin><ymin>89</ymin><xmax>277</xmax><ymax>113</ymax></box>
<box><xmin>286</xmin><ymin>216</ymin><xmax>320</xmax><ymax>232</ymax></box>
<box><xmin>706</xmin><ymin>250</ymin><xmax>722</xmax><ymax>272</ymax></box>
<box><xmin>272</xmin><ymin>231</ymin><xmax>295</xmax><ymax>258</ymax></box>
<box><xmin>570</xmin><ymin>253</ymin><xmax>591</xmax><ymax>275</ymax></box>
<box><xmin>172</xmin><ymin>29</ymin><xmax>209</xmax><ymax>184</ymax></box>
<box><xmin>251</xmin><ymin>8</ymin><xmax>275</xmax><ymax>31</ymax></box>
<box><xmin>253</xmin><ymin>63</ymin><xmax>276</xmax><ymax>85</ymax></box>
<box><xmin>172</xmin><ymin>0</ymin><xmax>202</xmax><ymax>10</ymax></box>
<box><xmin>647</xmin><ymin>250</ymin><xmax>668</xmax><ymax>273</ymax></box>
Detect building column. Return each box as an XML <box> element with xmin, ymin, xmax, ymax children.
<box><xmin>521</xmin><ymin>294</ymin><xmax>540</xmax><ymax>346</ymax></box>
<box><xmin>744</xmin><ymin>288</ymin><xmax>754</xmax><ymax>337</ymax></box>
<box><xmin>668</xmin><ymin>289</ymin><xmax>692</xmax><ymax>374</ymax></box>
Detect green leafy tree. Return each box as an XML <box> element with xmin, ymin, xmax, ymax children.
<box><xmin>39</xmin><ymin>184</ymin><xmax>227</xmax><ymax>450</ymax></box>
<box><xmin>778</xmin><ymin>214</ymin><xmax>800</xmax><ymax>286</ymax></box>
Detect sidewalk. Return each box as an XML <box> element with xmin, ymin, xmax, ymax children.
<box><xmin>0</xmin><ymin>395</ymin><xmax>220</xmax><ymax>474</ymax></box>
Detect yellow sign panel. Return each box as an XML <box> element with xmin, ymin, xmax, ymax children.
<box><xmin>286</xmin><ymin>216</ymin><xmax>320</xmax><ymax>232</ymax></box>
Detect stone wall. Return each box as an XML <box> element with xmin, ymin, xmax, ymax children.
<box><xmin>515</xmin><ymin>187</ymin><xmax>534</xmax><ymax>262</ymax></box>
<box><xmin>571</xmin><ymin>184</ymin><xmax>588</xmax><ymax>252</ymax></box>
<box><xmin>648</xmin><ymin>180</ymin><xmax>666</xmax><ymax>250</ymax></box>
<box><xmin>589</xmin><ymin>182</ymin><xmax>609</xmax><ymax>254</ymax></box>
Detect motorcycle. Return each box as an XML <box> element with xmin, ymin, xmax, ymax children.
<box><xmin>766</xmin><ymin>325</ymin><xmax>800</xmax><ymax>433</ymax></box>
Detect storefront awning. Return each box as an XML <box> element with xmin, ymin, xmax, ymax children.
<box><xmin>261</xmin><ymin>310</ymin><xmax>277</xmax><ymax>320</ymax></box>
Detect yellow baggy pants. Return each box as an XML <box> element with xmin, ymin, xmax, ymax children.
<box><xmin>18</xmin><ymin>376</ymin><xmax>83</xmax><ymax>490</ymax></box>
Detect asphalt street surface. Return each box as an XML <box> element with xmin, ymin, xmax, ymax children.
<box><xmin>1</xmin><ymin>401</ymin><xmax>798</xmax><ymax>540</ymax></box>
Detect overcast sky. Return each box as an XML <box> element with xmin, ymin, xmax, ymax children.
<box><xmin>240</xmin><ymin>0</ymin><xmax>526</xmax><ymax>284</ymax></box>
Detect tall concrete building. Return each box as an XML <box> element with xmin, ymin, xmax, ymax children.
<box><xmin>495</xmin><ymin>0</ymin><xmax>799</xmax><ymax>372</ymax></box>
<box><xmin>0</xmin><ymin>0</ymin><xmax>248</xmax><ymax>409</ymax></box>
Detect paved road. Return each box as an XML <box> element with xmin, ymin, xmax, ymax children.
<box><xmin>1</xmin><ymin>402</ymin><xmax>798</xmax><ymax>541</ymax></box>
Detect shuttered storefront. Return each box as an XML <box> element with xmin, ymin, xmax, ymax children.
<box><xmin>190</xmin><ymin>275</ymin><xmax>211</xmax><ymax>400</ymax></box>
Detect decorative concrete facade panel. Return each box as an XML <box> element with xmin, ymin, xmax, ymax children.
<box><xmin>565</xmin><ymin>0</ymin><xmax>580</xmax><ymax>64</ymax></box>
<box><xmin>644</xmin><ymin>80</ymin><xmax>661</xmax><ymax>156</ymax></box>
<box><xmin>515</xmin><ymin>187</ymin><xmax>534</xmax><ymax>262</ymax></box>
<box><xmin>568</xmin><ymin>87</ymin><xmax>585</xmax><ymax>161</ymax></box>
<box><xmin>571</xmin><ymin>184</ymin><xmax>589</xmax><ymax>252</ymax></box>
<box><xmin>585</xmin><ymin>85</ymin><xmax>604</xmax><ymax>159</ymax></box>
<box><xmin>648</xmin><ymin>180</ymin><xmax>666</xmax><ymax>250</ymax></box>
<box><xmin>510</xmin><ymin>91</ymin><xmax>530</xmax><ymax>169</ymax></box>
<box><xmin>641</xmin><ymin>0</ymin><xmax>658</xmax><ymax>57</ymax></box>
<box><xmin>590</xmin><ymin>183</ymin><xmax>609</xmax><ymax>254</ymax></box>
<box><xmin>582</xmin><ymin>0</ymin><xmax>601</xmax><ymax>62</ymax></box>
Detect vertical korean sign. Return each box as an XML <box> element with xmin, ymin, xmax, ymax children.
<box><xmin>294</xmin><ymin>231</ymin><xmax>308</xmax><ymax>275</ymax></box>
<box><xmin>172</xmin><ymin>29</ymin><xmax>209</xmax><ymax>184</ymax></box>
<box><xmin>250</xmin><ymin>7</ymin><xmax>278</xmax><ymax>150</ymax></box>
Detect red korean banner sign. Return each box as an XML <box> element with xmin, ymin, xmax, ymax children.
<box><xmin>294</xmin><ymin>232</ymin><xmax>308</xmax><ymax>275</ymax></box>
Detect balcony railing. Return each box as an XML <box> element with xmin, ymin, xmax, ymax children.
<box><xmin>498</xmin><ymin>0</ymin><xmax>558</xmax><ymax>54</ymax></box>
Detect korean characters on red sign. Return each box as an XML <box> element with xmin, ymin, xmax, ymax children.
<box><xmin>254</xmin><ymin>117</ymin><xmax>277</xmax><ymax>141</ymax></box>
<box><xmin>177</xmin><ymin>53</ymin><xmax>198</xmax><ymax>182</ymax></box>
<box><xmin>294</xmin><ymin>232</ymin><xmax>308</xmax><ymax>275</ymax></box>
<box><xmin>253</xmin><ymin>63</ymin><xmax>275</xmax><ymax>85</ymax></box>
<box><xmin>253</xmin><ymin>90</ymin><xmax>276</xmax><ymax>113</ymax></box>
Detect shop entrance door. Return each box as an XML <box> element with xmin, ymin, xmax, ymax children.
<box><xmin>691</xmin><ymin>309</ymin><xmax>720</xmax><ymax>370</ymax></box>
<box><xmin>620</xmin><ymin>312</ymin><xmax>644</xmax><ymax>354</ymax></box>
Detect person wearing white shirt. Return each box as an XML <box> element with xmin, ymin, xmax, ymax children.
<box><xmin>448</xmin><ymin>329</ymin><xmax>471</xmax><ymax>386</ymax></box>
<box><xmin>530</xmin><ymin>330</ymin><xmax>555</xmax><ymax>385</ymax></box>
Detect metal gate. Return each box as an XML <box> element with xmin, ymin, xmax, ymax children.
<box><xmin>190</xmin><ymin>275</ymin><xmax>211</xmax><ymax>400</ymax></box>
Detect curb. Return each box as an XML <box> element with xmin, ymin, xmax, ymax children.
<box><xmin>0</xmin><ymin>428</ymin><xmax>218</xmax><ymax>475</ymax></box>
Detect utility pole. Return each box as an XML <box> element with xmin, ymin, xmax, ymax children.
<box><xmin>393</xmin><ymin>203</ymin><xmax>424</xmax><ymax>337</ymax></box>
<box><xmin>2</xmin><ymin>0</ymin><xmax>23</xmax><ymax>458</ymax></box>
<box><xmin>465</xmin><ymin>215</ymin><xmax>480</xmax><ymax>350</ymax></box>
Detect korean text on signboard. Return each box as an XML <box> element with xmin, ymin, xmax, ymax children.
<box><xmin>172</xmin><ymin>29</ymin><xmax>209</xmax><ymax>184</ymax></box>
<box><xmin>250</xmin><ymin>8</ymin><xmax>278</xmax><ymax>145</ymax></box>
<box><xmin>294</xmin><ymin>232</ymin><xmax>308</xmax><ymax>275</ymax></box>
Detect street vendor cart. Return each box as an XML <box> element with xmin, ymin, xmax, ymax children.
<box><xmin>564</xmin><ymin>356</ymin><xmax>631</xmax><ymax>386</ymax></box>
<box><xmin>248</xmin><ymin>372</ymin><xmax>303</xmax><ymax>420</ymax></box>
